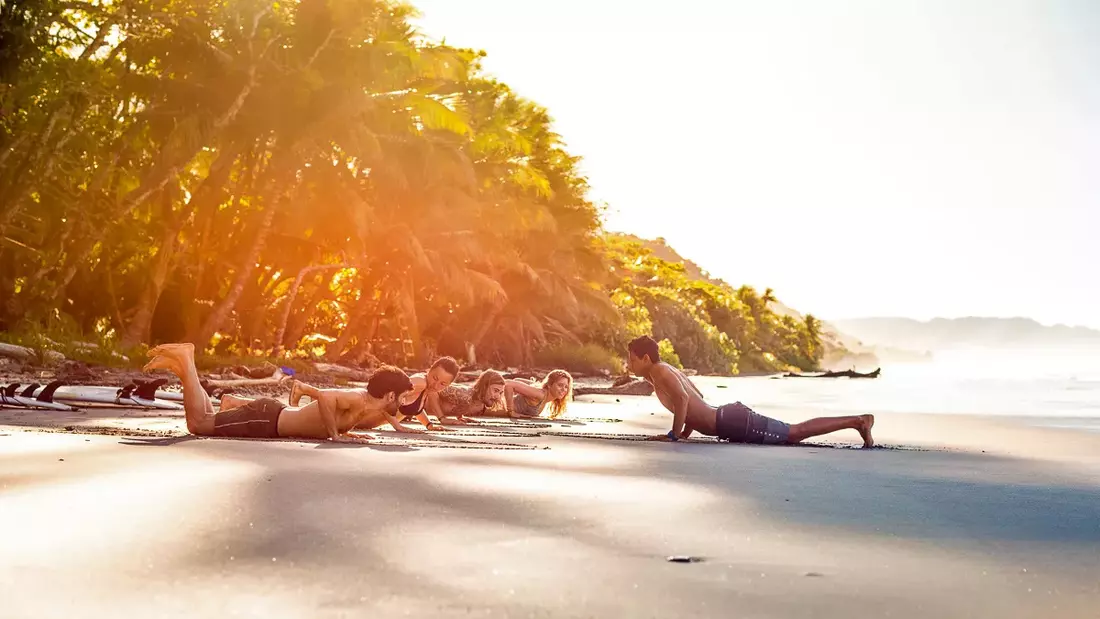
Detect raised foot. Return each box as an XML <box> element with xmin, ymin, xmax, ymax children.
<box><xmin>143</xmin><ymin>355</ymin><xmax>181</xmax><ymax>374</ymax></box>
<box><xmin>289</xmin><ymin>379</ymin><xmax>305</xmax><ymax>406</ymax></box>
<box><xmin>858</xmin><ymin>414</ymin><xmax>875</xmax><ymax>448</ymax></box>
<box><xmin>147</xmin><ymin>343</ymin><xmax>196</xmax><ymax>359</ymax></box>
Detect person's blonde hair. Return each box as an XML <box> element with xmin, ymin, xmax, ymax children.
<box><xmin>471</xmin><ymin>369</ymin><xmax>506</xmax><ymax>411</ymax></box>
<box><xmin>540</xmin><ymin>369</ymin><xmax>573</xmax><ymax>418</ymax></box>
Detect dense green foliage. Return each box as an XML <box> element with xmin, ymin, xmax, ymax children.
<box><xmin>0</xmin><ymin>0</ymin><xmax>825</xmax><ymax>374</ymax></box>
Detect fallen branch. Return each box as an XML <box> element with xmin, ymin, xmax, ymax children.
<box><xmin>311</xmin><ymin>363</ymin><xmax>371</xmax><ymax>382</ymax></box>
<box><xmin>574</xmin><ymin>379</ymin><xmax>654</xmax><ymax>397</ymax></box>
<box><xmin>202</xmin><ymin>368</ymin><xmax>287</xmax><ymax>388</ymax></box>
<box><xmin>784</xmin><ymin>368</ymin><xmax>881</xmax><ymax>379</ymax></box>
<box><xmin>0</xmin><ymin>342</ymin><xmax>65</xmax><ymax>364</ymax></box>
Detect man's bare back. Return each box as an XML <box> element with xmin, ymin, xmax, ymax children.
<box><xmin>646</xmin><ymin>362</ymin><xmax>718</xmax><ymax>437</ymax></box>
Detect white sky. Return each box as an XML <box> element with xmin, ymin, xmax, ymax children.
<box><xmin>413</xmin><ymin>0</ymin><xmax>1100</xmax><ymax>328</ymax></box>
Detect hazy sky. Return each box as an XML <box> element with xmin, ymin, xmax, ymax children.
<box><xmin>413</xmin><ymin>0</ymin><xmax>1100</xmax><ymax>328</ymax></box>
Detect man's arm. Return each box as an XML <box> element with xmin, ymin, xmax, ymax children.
<box><xmin>379</xmin><ymin>407</ymin><xmax>421</xmax><ymax>433</ymax></box>
<box><xmin>651</xmin><ymin>365</ymin><xmax>691</xmax><ymax>441</ymax></box>
<box><xmin>317</xmin><ymin>392</ymin><xmax>358</xmax><ymax>442</ymax></box>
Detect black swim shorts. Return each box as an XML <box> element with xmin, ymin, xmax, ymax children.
<box><xmin>212</xmin><ymin>397</ymin><xmax>286</xmax><ymax>439</ymax></box>
<box><xmin>715</xmin><ymin>402</ymin><xmax>790</xmax><ymax>445</ymax></box>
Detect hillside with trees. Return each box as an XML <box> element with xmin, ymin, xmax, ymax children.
<box><xmin>0</xmin><ymin>0</ymin><xmax>837</xmax><ymax>375</ymax></box>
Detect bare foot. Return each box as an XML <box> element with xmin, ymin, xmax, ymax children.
<box><xmin>143</xmin><ymin>355</ymin><xmax>181</xmax><ymax>374</ymax></box>
<box><xmin>147</xmin><ymin>343</ymin><xmax>196</xmax><ymax>359</ymax></box>
<box><xmin>858</xmin><ymin>414</ymin><xmax>875</xmax><ymax>448</ymax></box>
<box><xmin>288</xmin><ymin>379</ymin><xmax>305</xmax><ymax>406</ymax></box>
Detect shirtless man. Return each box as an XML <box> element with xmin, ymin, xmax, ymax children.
<box><xmin>626</xmin><ymin>336</ymin><xmax>875</xmax><ymax>447</ymax></box>
<box><xmin>288</xmin><ymin>356</ymin><xmax>458</xmax><ymax>430</ymax></box>
<box><xmin>288</xmin><ymin>380</ymin><xmax>446</xmax><ymax>431</ymax></box>
<box><xmin>144</xmin><ymin>343</ymin><xmax>411</xmax><ymax>442</ymax></box>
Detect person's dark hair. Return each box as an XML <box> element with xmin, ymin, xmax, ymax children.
<box><xmin>628</xmin><ymin>335</ymin><xmax>661</xmax><ymax>363</ymax></box>
<box><xmin>367</xmin><ymin>365</ymin><xmax>413</xmax><ymax>398</ymax></box>
<box><xmin>430</xmin><ymin>356</ymin><xmax>460</xmax><ymax>376</ymax></box>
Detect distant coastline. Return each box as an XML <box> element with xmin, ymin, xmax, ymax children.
<box><xmin>832</xmin><ymin>317</ymin><xmax>1100</xmax><ymax>352</ymax></box>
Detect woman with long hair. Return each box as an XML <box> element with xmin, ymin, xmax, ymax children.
<box><xmin>504</xmin><ymin>369</ymin><xmax>573</xmax><ymax>419</ymax></box>
<box><xmin>435</xmin><ymin>369</ymin><xmax>508</xmax><ymax>421</ymax></box>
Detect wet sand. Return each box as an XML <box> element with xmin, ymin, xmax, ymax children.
<box><xmin>1</xmin><ymin>395</ymin><xmax>1098</xmax><ymax>618</ymax></box>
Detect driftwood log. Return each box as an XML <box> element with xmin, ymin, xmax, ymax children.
<box><xmin>202</xmin><ymin>367</ymin><xmax>288</xmax><ymax>389</ymax></box>
<box><xmin>784</xmin><ymin>368</ymin><xmax>881</xmax><ymax>379</ymax></box>
<box><xmin>0</xmin><ymin>342</ymin><xmax>65</xmax><ymax>364</ymax></box>
<box><xmin>574</xmin><ymin>379</ymin><xmax>654</xmax><ymax>397</ymax></box>
<box><xmin>311</xmin><ymin>363</ymin><xmax>371</xmax><ymax>382</ymax></box>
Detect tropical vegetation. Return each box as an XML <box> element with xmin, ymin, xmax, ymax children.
<box><xmin>0</xmin><ymin>0</ymin><xmax>829</xmax><ymax>374</ymax></box>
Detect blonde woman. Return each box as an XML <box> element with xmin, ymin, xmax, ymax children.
<box><xmin>505</xmin><ymin>369</ymin><xmax>573</xmax><ymax>419</ymax></box>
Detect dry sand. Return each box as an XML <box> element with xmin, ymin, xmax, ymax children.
<box><xmin>1</xmin><ymin>393</ymin><xmax>1098</xmax><ymax>618</ymax></box>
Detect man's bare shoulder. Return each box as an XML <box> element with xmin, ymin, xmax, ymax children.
<box><xmin>327</xmin><ymin>388</ymin><xmax>370</xmax><ymax>405</ymax></box>
<box><xmin>652</xmin><ymin>362</ymin><xmax>686</xmax><ymax>381</ymax></box>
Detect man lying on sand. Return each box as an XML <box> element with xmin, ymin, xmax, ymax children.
<box><xmin>627</xmin><ymin>336</ymin><xmax>875</xmax><ymax>447</ymax></box>
<box><xmin>144</xmin><ymin>343</ymin><xmax>411</xmax><ymax>442</ymax></box>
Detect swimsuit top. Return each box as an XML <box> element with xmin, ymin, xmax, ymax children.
<box><xmin>398</xmin><ymin>387</ymin><xmax>426</xmax><ymax>416</ymax></box>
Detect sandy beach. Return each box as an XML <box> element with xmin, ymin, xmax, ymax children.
<box><xmin>2</xmin><ymin>393</ymin><xmax>1098</xmax><ymax>619</ymax></box>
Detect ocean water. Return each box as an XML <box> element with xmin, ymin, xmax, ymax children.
<box><xmin>688</xmin><ymin>349</ymin><xmax>1100</xmax><ymax>432</ymax></box>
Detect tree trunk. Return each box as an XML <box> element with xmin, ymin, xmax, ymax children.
<box><xmin>120</xmin><ymin>194</ymin><xmax>185</xmax><ymax>347</ymax></box>
<box><xmin>351</xmin><ymin>312</ymin><xmax>384</xmax><ymax>365</ymax></box>
<box><xmin>462</xmin><ymin>304</ymin><xmax>503</xmax><ymax>365</ymax></box>
<box><xmin>44</xmin><ymin>65</ymin><xmax>263</xmax><ymax>299</ymax></box>
<box><xmin>0</xmin><ymin>23</ymin><xmax>115</xmax><ymax>227</ymax></box>
<box><xmin>283</xmin><ymin>283</ymin><xmax>336</xmax><ymax>351</ymax></box>
<box><xmin>0</xmin><ymin>104</ymin><xmax>65</xmax><ymax>226</ymax></box>
<box><xmin>327</xmin><ymin>272</ymin><xmax>383</xmax><ymax>360</ymax></box>
<box><xmin>183</xmin><ymin>147</ymin><xmax>259</xmax><ymax>340</ymax></box>
<box><xmin>272</xmin><ymin>263</ymin><xmax>347</xmax><ymax>355</ymax></box>
<box><xmin>189</xmin><ymin>195</ymin><xmax>280</xmax><ymax>348</ymax></box>
<box><xmin>398</xmin><ymin>276</ymin><xmax>422</xmax><ymax>367</ymax></box>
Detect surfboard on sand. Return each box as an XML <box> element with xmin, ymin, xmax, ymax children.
<box><xmin>0</xmin><ymin>382</ymin><xmax>80</xmax><ymax>411</ymax></box>
<box><xmin>9</xmin><ymin>379</ymin><xmax>185</xmax><ymax>410</ymax></box>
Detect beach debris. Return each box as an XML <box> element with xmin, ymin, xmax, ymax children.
<box><xmin>0</xmin><ymin>342</ymin><xmax>65</xmax><ymax>365</ymax></box>
<box><xmin>310</xmin><ymin>363</ymin><xmax>370</xmax><ymax>381</ymax></box>
<box><xmin>804</xmin><ymin>572</ymin><xmax>825</xmax><ymax>577</ymax></box>
<box><xmin>202</xmin><ymin>367</ymin><xmax>288</xmax><ymax>389</ymax></box>
<box><xmin>574</xmin><ymin>379</ymin><xmax>653</xmax><ymax>397</ymax></box>
<box><xmin>58</xmin><ymin>360</ymin><xmax>97</xmax><ymax>381</ymax></box>
<box><xmin>666</xmin><ymin>555</ymin><xmax>704</xmax><ymax>563</ymax></box>
<box><xmin>784</xmin><ymin>368</ymin><xmax>881</xmax><ymax>379</ymax></box>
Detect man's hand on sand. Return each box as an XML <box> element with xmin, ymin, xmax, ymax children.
<box><xmin>330</xmin><ymin>435</ymin><xmax>372</xmax><ymax>444</ymax></box>
<box><xmin>646</xmin><ymin>433</ymin><xmax>676</xmax><ymax>442</ymax></box>
<box><xmin>425</xmin><ymin>423</ymin><xmax>449</xmax><ymax>432</ymax></box>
